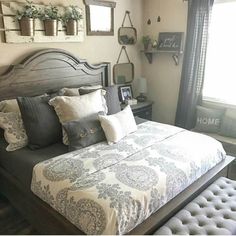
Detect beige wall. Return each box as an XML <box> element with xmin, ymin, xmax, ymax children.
<box><xmin>0</xmin><ymin>0</ymin><xmax>143</xmax><ymax>87</ymax></box>
<box><xmin>142</xmin><ymin>0</ymin><xmax>188</xmax><ymax>124</ymax></box>
<box><xmin>0</xmin><ymin>0</ymin><xmax>189</xmax><ymax>125</ymax></box>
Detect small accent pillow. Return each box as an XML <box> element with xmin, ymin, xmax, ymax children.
<box><xmin>63</xmin><ymin>115</ymin><xmax>106</xmax><ymax>151</ymax></box>
<box><xmin>0</xmin><ymin>99</ymin><xmax>20</xmax><ymax>113</ymax></box>
<box><xmin>98</xmin><ymin>105</ymin><xmax>137</xmax><ymax>144</ymax></box>
<box><xmin>49</xmin><ymin>89</ymin><xmax>108</xmax><ymax>145</ymax></box>
<box><xmin>59</xmin><ymin>87</ymin><xmax>80</xmax><ymax>96</ymax></box>
<box><xmin>220</xmin><ymin>109</ymin><xmax>236</xmax><ymax>138</ymax></box>
<box><xmin>0</xmin><ymin>112</ymin><xmax>28</xmax><ymax>151</ymax></box>
<box><xmin>194</xmin><ymin>106</ymin><xmax>224</xmax><ymax>133</ymax></box>
<box><xmin>17</xmin><ymin>95</ymin><xmax>62</xmax><ymax>150</ymax></box>
<box><xmin>79</xmin><ymin>85</ymin><xmax>121</xmax><ymax>115</ymax></box>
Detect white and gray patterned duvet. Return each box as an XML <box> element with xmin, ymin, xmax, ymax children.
<box><xmin>31</xmin><ymin>121</ymin><xmax>226</xmax><ymax>235</ymax></box>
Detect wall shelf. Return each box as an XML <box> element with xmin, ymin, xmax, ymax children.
<box><xmin>141</xmin><ymin>49</ymin><xmax>183</xmax><ymax>65</ymax></box>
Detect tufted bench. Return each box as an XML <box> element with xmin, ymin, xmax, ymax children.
<box><xmin>154</xmin><ymin>177</ymin><xmax>236</xmax><ymax>235</ymax></box>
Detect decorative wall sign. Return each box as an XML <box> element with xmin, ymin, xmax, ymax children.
<box><xmin>157</xmin><ymin>32</ymin><xmax>183</xmax><ymax>51</ymax></box>
<box><xmin>0</xmin><ymin>1</ymin><xmax>84</xmax><ymax>43</ymax></box>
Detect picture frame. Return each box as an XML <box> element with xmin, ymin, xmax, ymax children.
<box><xmin>119</xmin><ymin>85</ymin><xmax>133</xmax><ymax>102</ymax></box>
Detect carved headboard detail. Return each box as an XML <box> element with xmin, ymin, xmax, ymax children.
<box><xmin>0</xmin><ymin>49</ymin><xmax>110</xmax><ymax>101</ymax></box>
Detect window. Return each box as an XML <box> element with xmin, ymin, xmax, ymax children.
<box><xmin>203</xmin><ymin>0</ymin><xmax>236</xmax><ymax>105</ymax></box>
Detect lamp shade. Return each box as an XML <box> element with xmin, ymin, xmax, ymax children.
<box><xmin>139</xmin><ymin>77</ymin><xmax>147</xmax><ymax>94</ymax></box>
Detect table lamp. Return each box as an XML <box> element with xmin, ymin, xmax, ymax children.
<box><xmin>136</xmin><ymin>77</ymin><xmax>147</xmax><ymax>102</ymax></box>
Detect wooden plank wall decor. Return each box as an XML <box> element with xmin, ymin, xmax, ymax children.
<box><xmin>0</xmin><ymin>1</ymin><xmax>84</xmax><ymax>43</ymax></box>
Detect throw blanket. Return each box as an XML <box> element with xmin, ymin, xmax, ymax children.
<box><xmin>31</xmin><ymin>121</ymin><xmax>226</xmax><ymax>235</ymax></box>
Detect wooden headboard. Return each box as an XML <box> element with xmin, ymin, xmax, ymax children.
<box><xmin>0</xmin><ymin>49</ymin><xmax>110</xmax><ymax>101</ymax></box>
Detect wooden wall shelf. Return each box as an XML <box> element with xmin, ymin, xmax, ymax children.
<box><xmin>141</xmin><ymin>50</ymin><xmax>183</xmax><ymax>65</ymax></box>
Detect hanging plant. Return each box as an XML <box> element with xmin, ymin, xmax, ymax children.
<box><xmin>62</xmin><ymin>5</ymin><xmax>83</xmax><ymax>35</ymax></box>
<box><xmin>15</xmin><ymin>0</ymin><xmax>39</xmax><ymax>36</ymax></box>
<box><xmin>39</xmin><ymin>5</ymin><xmax>61</xmax><ymax>36</ymax></box>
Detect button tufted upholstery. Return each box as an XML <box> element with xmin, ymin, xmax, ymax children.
<box><xmin>154</xmin><ymin>177</ymin><xmax>236</xmax><ymax>235</ymax></box>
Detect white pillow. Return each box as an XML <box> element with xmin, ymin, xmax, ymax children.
<box><xmin>59</xmin><ymin>87</ymin><xmax>80</xmax><ymax>96</ymax></box>
<box><xmin>49</xmin><ymin>89</ymin><xmax>108</xmax><ymax>145</ymax></box>
<box><xmin>98</xmin><ymin>105</ymin><xmax>137</xmax><ymax>144</ymax></box>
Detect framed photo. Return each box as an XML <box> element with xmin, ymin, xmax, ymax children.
<box><xmin>119</xmin><ymin>85</ymin><xmax>133</xmax><ymax>102</ymax></box>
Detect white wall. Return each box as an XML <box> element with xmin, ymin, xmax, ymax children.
<box><xmin>142</xmin><ymin>0</ymin><xmax>188</xmax><ymax>124</ymax></box>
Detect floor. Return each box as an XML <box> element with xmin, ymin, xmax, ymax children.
<box><xmin>0</xmin><ymin>194</ymin><xmax>37</xmax><ymax>235</ymax></box>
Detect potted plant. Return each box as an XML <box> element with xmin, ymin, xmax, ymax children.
<box><xmin>142</xmin><ymin>35</ymin><xmax>151</xmax><ymax>51</ymax></box>
<box><xmin>63</xmin><ymin>5</ymin><xmax>83</xmax><ymax>35</ymax></box>
<box><xmin>39</xmin><ymin>5</ymin><xmax>60</xmax><ymax>36</ymax></box>
<box><xmin>16</xmin><ymin>0</ymin><xmax>39</xmax><ymax>36</ymax></box>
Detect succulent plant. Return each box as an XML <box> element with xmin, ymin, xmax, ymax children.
<box><xmin>39</xmin><ymin>4</ymin><xmax>61</xmax><ymax>21</ymax></box>
<box><xmin>15</xmin><ymin>0</ymin><xmax>39</xmax><ymax>20</ymax></box>
<box><xmin>63</xmin><ymin>5</ymin><xmax>83</xmax><ymax>23</ymax></box>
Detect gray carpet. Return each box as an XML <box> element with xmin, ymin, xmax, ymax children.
<box><xmin>0</xmin><ymin>194</ymin><xmax>37</xmax><ymax>235</ymax></box>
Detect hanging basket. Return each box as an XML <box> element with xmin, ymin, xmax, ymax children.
<box><xmin>19</xmin><ymin>17</ymin><xmax>35</xmax><ymax>36</ymax></box>
<box><xmin>66</xmin><ymin>19</ymin><xmax>78</xmax><ymax>35</ymax></box>
<box><xmin>44</xmin><ymin>19</ymin><xmax>58</xmax><ymax>36</ymax></box>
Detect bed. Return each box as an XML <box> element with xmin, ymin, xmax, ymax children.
<box><xmin>0</xmin><ymin>49</ymin><xmax>234</xmax><ymax>235</ymax></box>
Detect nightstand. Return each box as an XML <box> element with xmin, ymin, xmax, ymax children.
<box><xmin>121</xmin><ymin>101</ymin><xmax>153</xmax><ymax>121</ymax></box>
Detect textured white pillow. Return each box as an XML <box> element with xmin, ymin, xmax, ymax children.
<box><xmin>99</xmin><ymin>105</ymin><xmax>137</xmax><ymax>144</ymax></box>
<box><xmin>0</xmin><ymin>112</ymin><xmax>28</xmax><ymax>151</ymax></box>
<box><xmin>49</xmin><ymin>89</ymin><xmax>108</xmax><ymax>145</ymax></box>
<box><xmin>0</xmin><ymin>99</ymin><xmax>20</xmax><ymax>113</ymax></box>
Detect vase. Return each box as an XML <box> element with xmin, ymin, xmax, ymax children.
<box><xmin>44</xmin><ymin>19</ymin><xmax>58</xmax><ymax>36</ymax></box>
<box><xmin>144</xmin><ymin>41</ymin><xmax>150</xmax><ymax>51</ymax></box>
<box><xmin>19</xmin><ymin>17</ymin><xmax>35</xmax><ymax>36</ymax></box>
<box><xmin>66</xmin><ymin>19</ymin><xmax>78</xmax><ymax>35</ymax></box>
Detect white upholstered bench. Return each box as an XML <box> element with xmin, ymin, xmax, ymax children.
<box><xmin>154</xmin><ymin>177</ymin><xmax>236</xmax><ymax>235</ymax></box>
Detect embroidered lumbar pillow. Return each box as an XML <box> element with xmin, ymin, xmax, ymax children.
<box><xmin>98</xmin><ymin>105</ymin><xmax>137</xmax><ymax>144</ymax></box>
<box><xmin>63</xmin><ymin>114</ymin><xmax>106</xmax><ymax>151</ymax></box>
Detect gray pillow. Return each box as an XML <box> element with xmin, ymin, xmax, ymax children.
<box><xmin>63</xmin><ymin>116</ymin><xmax>106</xmax><ymax>151</ymax></box>
<box><xmin>17</xmin><ymin>95</ymin><xmax>62</xmax><ymax>150</ymax></box>
<box><xmin>220</xmin><ymin>109</ymin><xmax>236</xmax><ymax>138</ymax></box>
<box><xmin>194</xmin><ymin>106</ymin><xmax>224</xmax><ymax>133</ymax></box>
<box><xmin>79</xmin><ymin>86</ymin><xmax>121</xmax><ymax>115</ymax></box>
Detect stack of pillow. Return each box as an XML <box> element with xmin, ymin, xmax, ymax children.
<box><xmin>194</xmin><ymin>105</ymin><xmax>236</xmax><ymax>139</ymax></box>
<box><xmin>0</xmin><ymin>85</ymin><xmax>137</xmax><ymax>152</ymax></box>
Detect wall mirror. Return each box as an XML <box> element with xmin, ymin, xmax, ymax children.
<box><xmin>113</xmin><ymin>63</ymin><xmax>134</xmax><ymax>84</ymax></box>
<box><xmin>118</xmin><ymin>11</ymin><xmax>137</xmax><ymax>45</ymax></box>
<box><xmin>118</xmin><ymin>27</ymin><xmax>137</xmax><ymax>45</ymax></box>
<box><xmin>84</xmin><ymin>0</ymin><xmax>116</xmax><ymax>36</ymax></box>
<box><xmin>113</xmin><ymin>46</ymin><xmax>134</xmax><ymax>84</ymax></box>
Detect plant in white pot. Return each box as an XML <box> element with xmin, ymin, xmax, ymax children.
<box><xmin>39</xmin><ymin>4</ymin><xmax>61</xmax><ymax>36</ymax></box>
<box><xmin>16</xmin><ymin>0</ymin><xmax>39</xmax><ymax>36</ymax></box>
<box><xmin>63</xmin><ymin>5</ymin><xmax>83</xmax><ymax>35</ymax></box>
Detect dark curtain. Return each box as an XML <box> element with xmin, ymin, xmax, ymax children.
<box><xmin>175</xmin><ymin>0</ymin><xmax>214</xmax><ymax>129</ymax></box>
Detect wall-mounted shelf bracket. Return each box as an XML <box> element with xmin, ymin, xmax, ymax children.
<box><xmin>141</xmin><ymin>50</ymin><xmax>183</xmax><ymax>66</ymax></box>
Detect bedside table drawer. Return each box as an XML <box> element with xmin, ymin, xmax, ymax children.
<box><xmin>132</xmin><ymin>105</ymin><xmax>152</xmax><ymax>121</ymax></box>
